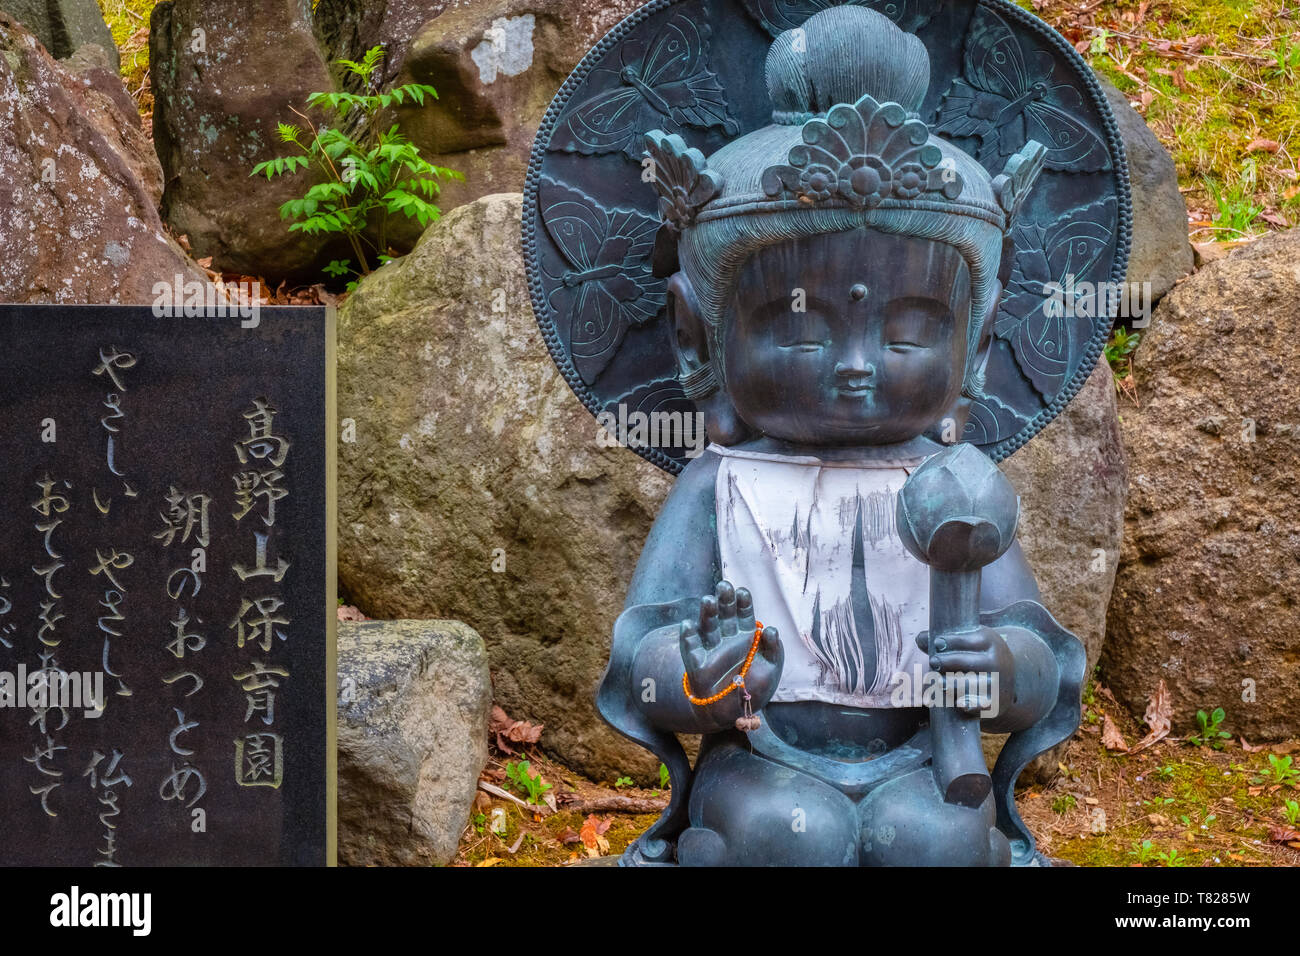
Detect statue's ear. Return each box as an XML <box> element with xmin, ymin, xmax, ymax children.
<box><xmin>668</xmin><ymin>272</ymin><xmax>710</xmax><ymax>376</ymax></box>
<box><xmin>937</xmin><ymin>278</ymin><xmax>1002</xmax><ymax>445</ymax></box>
<box><xmin>668</xmin><ymin>272</ymin><xmax>748</xmax><ymax>446</ymax></box>
<box><xmin>971</xmin><ymin>278</ymin><xmax>1002</xmax><ymax>384</ymax></box>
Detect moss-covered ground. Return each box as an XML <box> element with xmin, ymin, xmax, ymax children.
<box><xmin>1016</xmin><ymin>0</ymin><xmax>1300</xmax><ymax>241</ymax></box>
<box><xmin>97</xmin><ymin>0</ymin><xmax>157</xmax><ymax>115</ymax></box>
<box><xmin>458</xmin><ymin>694</ymin><xmax>1300</xmax><ymax>867</ymax></box>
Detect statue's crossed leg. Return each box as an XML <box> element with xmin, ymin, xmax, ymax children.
<box><xmin>680</xmin><ymin>741</ymin><xmax>1011</xmax><ymax>867</ymax></box>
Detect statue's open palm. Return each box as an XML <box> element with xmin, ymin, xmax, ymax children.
<box><xmin>680</xmin><ymin>581</ymin><xmax>783</xmax><ymax>715</ymax></box>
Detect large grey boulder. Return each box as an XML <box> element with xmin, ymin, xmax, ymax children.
<box><xmin>337</xmin><ymin>192</ymin><xmax>672</xmax><ymax>782</ymax></box>
<box><xmin>337</xmin><ymin>619</ymin><xmax>491</xmax><ymax>866</ymax></box>
<box><xmin>337</xmin><ymin>191</ymin><xmax>1125</xmax><ymax>782</ymax></box>
<box><xmin>1104</xmin><ymin>230</ymin><xmax>1300</xmax><ymax>741</ymax></box>
<box><xmin>1098</xmin><ymin>76</ymin><xmax>1194</xmax><ymax>305</ymax></box>
<box><xmin>0</xmin><ymin>13</ymin><xmax>202</xmax><ymax>303</ymax></box>
<box><xmin>150</xmin><ymin>0</ymin><xmax>335</xmax><ymax>281</ymax></box>
<box><xmin>4</xmin><ymin>0</ymin><xmax>118</xmax><ymax>68</ymax></box>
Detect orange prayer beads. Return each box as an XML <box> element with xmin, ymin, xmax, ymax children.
<box><xmin>682</xmin><ymin>621</ymin><xmax>764</xmax><ymax>706</ymax></box>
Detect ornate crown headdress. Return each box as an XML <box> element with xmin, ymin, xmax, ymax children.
<box><xmin>645</xmin><ymin>97</ymin><xmax>1046</xmax><ymax>241</ymax></box>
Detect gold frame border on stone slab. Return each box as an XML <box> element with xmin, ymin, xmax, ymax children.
<box><xmin>325</xmin><ymin>303</ymin><xmax>339</xmax><ymax>868</ymax></box>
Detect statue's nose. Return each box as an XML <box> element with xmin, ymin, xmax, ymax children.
<box><xmin>835</xmin><ymin>361</ymin><xmax>875</xmax><ymax>379</ymax></box>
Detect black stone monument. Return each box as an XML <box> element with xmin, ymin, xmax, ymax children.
<box><xmin>0</xmin><ymin>305</ymin><xmax>334</xmax><ymax>866</ymax></box>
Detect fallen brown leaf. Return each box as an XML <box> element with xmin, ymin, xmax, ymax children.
<box><xmin>1128</xmin><ymin>679</ymin><xmax>1171</xmax><ymax>754</ymax></box>
<box><xmin>580</xmin><ymin>813</ymin><xmax>613</xmax><ymax>857</ymax></box>
<box><xmin>490</xmin><ymin>705</ymin><xmax>544</xmax><ymax>754</ymax></box>
<box><xmin>1267</xmin><ymin>825</ymin><xmax>1300</xmax><ymax>844</ymax></box>
<box><xmin>1101</xmin><ymin>714</ymin><xmax>1130</xmax><ymax>752</ymax></box>
<box><xmin>1245</xmin><ymin>138</ymin><xmax>1281</xmax><ymax>155</ymax></box>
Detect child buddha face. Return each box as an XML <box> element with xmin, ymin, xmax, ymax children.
<box><xmin>721</xmin><ymin>229</ymin><xmax>974</xmax><ymax>446</ymax></box>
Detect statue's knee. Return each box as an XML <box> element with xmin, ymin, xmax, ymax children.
<box><xmin>682</xmin><ymin>746</ymin><xmax>858</xmax><ymax>866</ymax></box>
<box><xmin>676</xmin><ymin>826</ymin><xmax>729</xmax><ymax>866</ymax></box>
<box><xmin>858</xmin><ymin>769</ymin><xmax>1006</xmax><ymax>867</ymax></box>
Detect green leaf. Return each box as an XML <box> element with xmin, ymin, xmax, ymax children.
<box><xmin>360</xmin><ymin>46</ymin><xmax>386</xmax><ymax>78</ymax></box>
<box><xmin>304</xmin><ymin>181</ymin><xmax>350</xmax><ymax>202</ymax></box>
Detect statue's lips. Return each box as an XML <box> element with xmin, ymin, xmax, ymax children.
<box><xmin>835</xmin><ymin>384</ymin><xmax>876</xmax><ymax>398</ymax></box>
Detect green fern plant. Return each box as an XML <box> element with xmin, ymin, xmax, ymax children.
<box><xmin>251</xmin><ymin>46</ymin><xmax>463</xmax><ymax>289</ymax></box>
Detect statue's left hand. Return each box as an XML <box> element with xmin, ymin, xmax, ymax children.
<box><xmin>915</xmin><ymin>627</ymin><xmax>1014</xmax><ymax>681</ymax></box>
<box><xmin>680</xmin><ymin>581</ymin><xmax>783</xmax><ymax>716</ymax></box>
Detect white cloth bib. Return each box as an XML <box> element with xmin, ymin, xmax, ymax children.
<box><xmin>713</xmin><ymin>443</ymin><xmax>933</xmax><ymax>708</ymax></box>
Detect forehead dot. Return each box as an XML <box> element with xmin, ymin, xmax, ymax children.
<box><xmin>850</xmin><ymin>283</ymin><xmax>869</xmax><ymax>302</ymax></box>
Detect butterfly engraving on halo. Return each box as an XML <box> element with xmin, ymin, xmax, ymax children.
<box><xmin>740</xmin><ymin>0</ymin><xmax>935</xmax><ymax>36</ymax></box>
<box><xmin>996</xmin><ymin>196</ymin><xmax>1117</xmax><ymax>401</ymax></box>
<box><xmin>539</xmin><ymin>177</ymin><xmax>667</xmax><ymax>385</ymax></box>
<box><xmin>548</xmin><ymin>12</ymin><xmax>738</xmax><ymax>160</ymax></box>
<box><xmin>934</xmin><ymin>5</ymin><xmax>1111</xmax><ymax>172</ymax></box>
<box><xmin>962</xmin><ymin>390</ymin><xmax>1027</xmax><ymax>447</ymax></box>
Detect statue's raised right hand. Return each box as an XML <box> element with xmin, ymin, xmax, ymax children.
<box><xmin>680</xmin><ymin>580</ymin><xmax>783</xmax><ymax>717</ymax></box>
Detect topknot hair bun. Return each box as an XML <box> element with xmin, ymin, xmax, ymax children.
<box><xmin>765</xmin><ymin>5</ymin><xmax>931</xmax><ymax>121</ymax></box>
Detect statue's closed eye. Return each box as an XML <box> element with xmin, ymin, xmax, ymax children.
<box><xmin>886</xmin><ymin>340</ymin><xmax>928</xmax><ymax>352</ymax></box>
<box><xmin>774</xmin><ymin>312</ymin><xmax>831</xmax><ymax>351</ymax></box>
<box><xmin>883</xmin><ymin>297</ymin><xmax>953</xmax><ymax>351</ymax></box>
